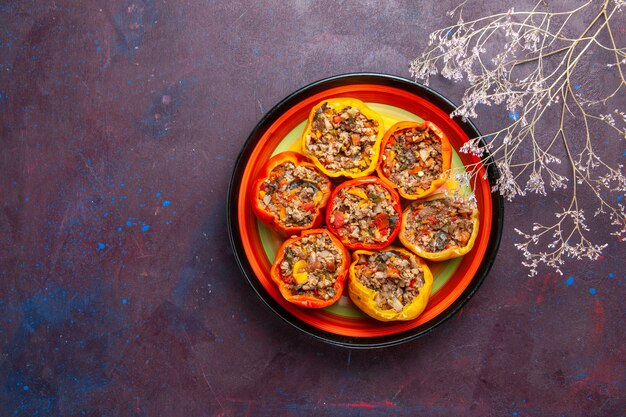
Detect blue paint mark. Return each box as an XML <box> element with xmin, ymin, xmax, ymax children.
<box><xmin>141</xmin><ymin>224</ymin><xmax>150</xmax><ymax>232</ymax></box>
<box><xmin>156</xmin><ymin>192</ymin><xmax>161</xmax><ymax>197</ymax></box>
<box><xmin>96</xmin><ymin>242</ymin><xmax>106</xmax><ymax>251</ymax></box>
<box><xmin>165</xmin><ymin>221</ymin><xmax>171</xmax><ymax>225</ymax></box>
<box><xmin>127</xmin><ymin>80</ymin><xmax>132</xmax><ymax>85</ymax></box>
<box><xmin>21</xmin><ymin>287</ymin><xmax>93</xmax><ymax>332</ymax></box>
<box><xmin>589</xmin><ymin>287</ymin><xmax>596</xmax><ymax>295</ymax></box>
<box><xmin>565</xmin><ymin>276</ymin><xmax>574</xmax><ymax>286</ymax></box>
<box><xmin>574</xmin><ymin>84</ymin><xmax>581</xmax><ymax>90</ymax></box>
<box><xmin>512</xmin><ymin>412</ymin><xmax>518</xmax><ymax>417</ymax></box>
<box><xmin>23</xmin><ymin>385</ymin><xmax>29</xmax><ymax>391</ymax></box>
<box><xmin>117</xmin><ymin>227</ymin><xmax>123</xmax><ymax>232</ymax></box>
<box><xmin>119</xmin><ymin>183</ymin><xmax>125</xmax><ymax>187</ymax></box>
<box><xmin>162</xmin><ymin>200</ymin><xmax>171</xmax><ymax>207</ymax></box>
<box><xmin>617</xmin><ymin>196</ymin><xmax>622</xmax><ymax>201</ymax></box>
<box><xmin>508</xmin><ymin>111</ymin><xmax>520</xmax><ymax>121</ymax></box>
<box><xmin>25</xmin><ymin>197</ymin><xmax>29</xmax><ymax>203</ymax></box>
<box><xmin>122</xmin><ymin>298</ymin><xmax>128</xmax><ymax>304</ymax></box>
<box><xmin>608</xmin><ymin>273</ymin><xmax>614</xmax><ymax>278</ymax></box>
<box><xmin>96</xmin><ymin>46</ymin><xmax>101</xmax><ymax>52</ymax></box>
<box><xmin>126</xmin><ymin>221</ymin><xmax>132</xmax><ymax>227</ymax></box>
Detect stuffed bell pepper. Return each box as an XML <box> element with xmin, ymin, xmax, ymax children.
<box><xmin>348</xmin><ymin>246</ymin><xmax>433</xmax><ymax>321</ymax></box>
<box><xmin>302</xmin><ymin>98</ymin><xmax>385</xmax><ymax>178</ymax></box>
<box><xmin>377</xmin><ymin>121</ymin><xmax>452</xmax><ymax>199</ymax></box>
<box><xmin>326</xmin><ymin>176</ymin><xmax>402</xmax><ymax>251</ymax></box>
<box><xmin>399</xmin><ymin>194</ymin><xmax>479</xmax><ymax>261</ymax></box>
<box><xmin>270</xmin><ymin>228</ymin><xmax>350</xmax><ymax>308</ymax></box>
<box><xmin>251</xmin><ymin>151</ymin><xmax>332</xmax><ymax>236</ymax></box>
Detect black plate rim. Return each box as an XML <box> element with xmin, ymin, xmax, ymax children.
<box><xmin>227</xmin><ymin>72</ymin><xmax>504</xmax><ymax>349</ymax></box>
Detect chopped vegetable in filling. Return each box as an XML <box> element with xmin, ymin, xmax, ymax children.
<box><xmin>353</xmin><ymin>250</ymin><xmax>425</xmax><ymax>312</ymax></box>
<box><xmin>258</xmin><ymin>161</ymin><xmax>330</xmax><ymax>227</ymax></box>
<box><xmin>380</xmin><ymin>126</ymin><xmax>444</xmax><ymax>194</ymax></box>
<box><xmin>279</xmin><ymin>232</ymin><xmax>345</xmax><ymax>300</ymax></box>
<box><xmin>328</xmin><ymin>183</ymin><xmax>399</xmax><ymax>245</ymax></box>
<box><xmin>404</xmin><ymin>197</ymin><xmax>475</xmax><ymax>253</ymax></box>
<box><xmin>305</xmin><ymin>103</ymin><xmax>379</xmax><ymax>173</ymax></box>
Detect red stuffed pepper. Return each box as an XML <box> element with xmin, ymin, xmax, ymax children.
<box><xmin>326</xmin><ymin>176</ymin><xmax>402</xmax><ymax>251</ymax></box>
<box><xmin>251</xmin><ymin>151</ymin><xmax>333</xmax><ymax>236</ymax></box>
<box><xmin>270</xmin><ymin>228</ymin><xmax>350</xmax><ymax>308</ymax></box>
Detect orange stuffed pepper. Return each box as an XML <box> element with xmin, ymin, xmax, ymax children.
<box><xmin>251</xmin><ymin>151</ymin><xmax>332</xmax><ymax>236</ymax></box>
<box><xmin>377</xmin><ymin>121</ymin><xmax>452</xmax><ymax>199</ymax></box>
<box><xmin>270</xmin><ymin>229</ymin><xmax>350</xmax><ymax>308</ymax></box>
<box><xmin>399</xmin><ymin>194</ymin><xmax>479</xmax><ymax>261</ymax></box>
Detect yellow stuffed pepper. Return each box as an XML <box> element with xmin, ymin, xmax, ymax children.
<box><xmin>348</xmin><ymin>246</ymin><xmax>433</xmax><ymax>322</ymax></box>
<box><xmin>302</xmin><ymin>98</ymin><xmax>385</xmax><ymax>178</ymax></box>
<box><xmin>399</xmin><ymin>194</ymin><xmax>480</xmax><ymax>261</ymax></box>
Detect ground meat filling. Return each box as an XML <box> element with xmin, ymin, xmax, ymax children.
<box><xmin>404</xmin><ymin>198</ymin><xmax>475</xmax><ymax>253</ymax></box>
<box><xmin>278</xmin><ymin>232</ymin><xmax>345</xmax><ymax>300</ymax></box>
<box><xmin>353</xmin><ymin>250</ymin><xmax>425</xmax><ymax>312</ymax></box>
<box><xmin>258</xmin><ymin>161</ymin><xmax>330</xmax><ymax>228</ymax></box>
<box><xmin>380</xmin><ymin>126</ymin><xmax>444</xmax><ymax>194</ymax></box>
<box><xmin>328</xmin><ymin>183</ymin><xmax>399</xmax><ymax>246</ymax></box>
<box><xmin>305</xmin><ymin>103</ymin><xmax>380</xmax><ymax>174</ymax></box>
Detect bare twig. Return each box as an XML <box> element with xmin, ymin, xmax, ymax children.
<box><xmin>410</xmin><ymin>0</ymin><xmax>625</xmax><ymax>276</ymax></box>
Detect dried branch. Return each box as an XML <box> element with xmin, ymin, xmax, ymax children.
<box><xmin>410</xmin><ymin>0</ymin><xmax>625</xmax><ymax>276</ymax></box>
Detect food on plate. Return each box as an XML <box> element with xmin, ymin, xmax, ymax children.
<box><xmin>302</xmin><ymin>98</ymin><xmax>384</xmax><ymax>178</ymax></box>
<box><xmin>326</xmin><ymin>176</ymin><xmax>402</xmax><ymax>251</ymax></box>
<box><xmin>399</xmin><ymin>194</ymin><xmax>479</xmax><ymax>261</ymax></box>
<box><xmin>251</xmin><ymin>151</ymin><xmax>332</xmax><ymax>236</ymax></box>
<box><xmin>348</xmin><ymin>247</ymin><xmax>433</xmax><ymax>321</ymax></box>
<box><xmin>270</xmin><ymin>228</ymin><xmax>350</xmax><ymax>308</ymax></box>
<box><xmin>377</xmin><ymin>121</ymin><xmax>452</xmax><ymax>199</ymax></box>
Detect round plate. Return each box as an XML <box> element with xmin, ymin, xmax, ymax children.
<box><xmin>227</xmin><ymin>73</ymin><xmax>503</xmax><ymax>348</ymax></box>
